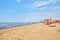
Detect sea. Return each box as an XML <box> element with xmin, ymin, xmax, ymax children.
<box><xmin>0</xmin><ymin>22</ymin><xmax>31</xmax><ymax>28</ymax></box>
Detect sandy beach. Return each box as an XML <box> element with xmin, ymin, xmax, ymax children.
<box><xmin>0</xmin><ymin>23</ymin><xmax>60</xmax><ymax>40</ymax></box>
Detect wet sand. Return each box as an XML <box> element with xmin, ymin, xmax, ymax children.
<box><xmin>0</xmin><ymin>23</ymin><xmax>60</xmax><ymax>40</ymax></box>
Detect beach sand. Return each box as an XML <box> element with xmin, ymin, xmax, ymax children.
<box><xmin>0</xmin><ymin>23</ymin><xmax>60</xmax><ymax>40</ymax></box>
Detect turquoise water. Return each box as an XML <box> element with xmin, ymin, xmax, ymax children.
<box><xmin>0</xmin><ymin>22</ymin><xmax>28</xmax><ymax>28</ymax></box>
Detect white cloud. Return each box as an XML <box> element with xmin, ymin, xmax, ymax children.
<box><xmin>21</xmin><ymin>11</ymin><xmax>60</xmax><ymax>22</ymax></box>
<box><xmin>40</xmin><ymin>6</ymin><xmax>48</xmax><ymax>10</ymax></box>
<box><xmin>30</xmin><ymin>0</ymin><xmax>59</xmax><ymax>8</ymax></box>
<box><xmin>23</xmin><ymin>0</ymin><xmax>60</xmax><ymax>11</ymax></box>
<box><xmin>31</xmin><ymin>0</ymin><xmax>59</xmax><ymax>3</ymax></box>
<box><xmin>48</xmin><ymin>0</ymin><xmax>59</xmax><ymax>3</ymax></box>
<box><xmin>26</xmin><ymin>0</ymin><xmax>59</xmax><ymax>9</ymax></box>
<box><xmin>32</xmin><ymin>1</ymin><xmax>49</xmax><ymax>8</ymax></box>
<box><xmin>25</xmin><ymin>1</ymin><xmax>49</xmax><ymax>9</ymax></box>
<box><xmin>22</xmin><ymin>12</ymin><xmax>43</xmax><ymax>22</ymax></box>
<box><xmin>16</xmin><ymin>0</ymin><xmax>21</xmax><ymax>2</ymax></box>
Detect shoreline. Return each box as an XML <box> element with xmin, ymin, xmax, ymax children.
<box><xmin>0</xmin><ymin>23</ymin><xmax>60</xmax><ymax>40</ymax></box>
<box><xmin>0</xmin><ymin>22</ymin><xmax>40</xmax><ymax>29</ymax></box>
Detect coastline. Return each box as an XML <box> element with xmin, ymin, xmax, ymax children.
<box><xmin>0</xmin><ymin>23</ymin><xmax>60</xmax><ymax>40</ymax></box>
<box><xmin>0</xmin><ymin>22</ymin><xmax>39</xmax><ymax>29</ymax></box>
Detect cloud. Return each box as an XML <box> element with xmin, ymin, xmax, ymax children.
<box><xmin>24</xmin><ymin>10</ymin><xmax>60</xmax><ymax>21</ymax></box>
<box><xmin>24</xmin><ymin>1</ymin><xmax>49</xmax><ymax>9</ymax></box>
<box><xmin>48</xmin><ymin>0</ymin><xmax>60</xmax><ymax>3</ymax></box>
<box><xmin>21</xmin><ymin>0</ymin><xmax>60</xmax><ymax>13</ymax></box>
<box><xmin>16</xmin><ymin>0</ymin><xmax>21</xmax><ymax>2</ymax></box>
<box><xmin>21</xmin><ymin>12</ymin><xmax>42</xmax><ymax>22</ymax></box>
<box><xmin>20</xmin><ymin>11</ymin><xmax>59</xmax><ymax>22</ymax></box>
<box><xmin>40</xmin><ymin>6</ymin><xmax>48</xmax><ymax>10</ymax></box>
<box><xmin>31</xmin><ymin>0</ymin><xmax>59</xmax><ymax>3</ymax></box>
<box><xmin>24</xmin><ymin>0</ymin><xmax>59</xmax><ymax>9</ymax></box>
<box><xmin>32</xmin><ymin>1</ymin><xmax>49</xmax><ymax>8</ymax></box>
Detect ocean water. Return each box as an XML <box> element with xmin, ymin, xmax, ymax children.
<box><xmin>0</xmin><ymin>22</ymin><xmax>29</xmax><ymax>28</ymax></box>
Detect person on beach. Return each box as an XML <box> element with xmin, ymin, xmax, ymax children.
<box><xmin>46</xmin><ymin>20</ymin><xmax>50</xmax><ymax>25</ymax></box>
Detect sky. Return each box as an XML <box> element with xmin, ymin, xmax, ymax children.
<box><xmin>0</xmin><ymin>0</ymin><xmax>60</xmax><ymax>22</ymax></box>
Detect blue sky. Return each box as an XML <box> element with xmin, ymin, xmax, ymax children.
<box><xmin>0</xmin><ymin>0</ymin><xmax>60</xmax><ymax>22</ymax></box>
